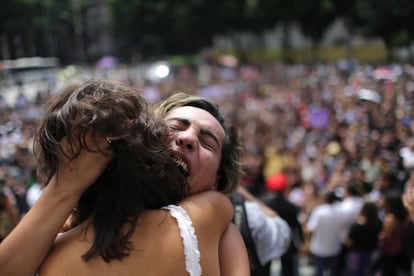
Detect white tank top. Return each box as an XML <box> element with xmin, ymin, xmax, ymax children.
<box><xmin>162</xmin><ymin>205</ymin><xmax>201</xmax><ymax>276</ymax></box>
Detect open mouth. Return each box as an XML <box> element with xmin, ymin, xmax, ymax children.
<box><xmin>174</xmin><ymin>154</ymin><xmax>190</xmax><ymax>177</ymax></box>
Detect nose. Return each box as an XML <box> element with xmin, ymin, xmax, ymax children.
<box><xmin>176</xmin><ymin>132</ymin><xmax>196</xmax><ymax>152</ymax></box>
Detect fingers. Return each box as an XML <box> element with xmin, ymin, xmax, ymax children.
<box><xmin>55</xmin><ymin>131</ymin><xmax>113</xmax><ymax>194</ymax></box>
<box><xmin>59</xmin><ymin>130</ymin><xmax>112</xmax><ymax>161</ymax></box>
<box><xmin>84</xmin><ymin>130</ymin><xmax>112</xmax><ymax>155</ymax></box>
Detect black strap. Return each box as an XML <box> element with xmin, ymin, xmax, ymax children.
<box><xmin>229</xmin><ymin>192</ymin><xmax>264</xmax><ymax>274</ymax></box>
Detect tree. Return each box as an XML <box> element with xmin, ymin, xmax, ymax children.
<box><xmin>107</xmin><ymin>0</ymin><xmax>266</xmax><ymax>58</ymax></box>
<box><xmin>0</xmin><ymin>0</ymin><xmax>39</xmax><ymax>59</ymax></box>
<box><xmin>252</xmin><ymin>0</ymin><xmax>302</xmax><ymax>61</ymax></box>
<box><xmin>0</xmin><ymin>0</ymin><xmax>90</xmax><ymax>63</ymax></box>
<box><xmin>354</xmin><ymin>0</ymin><xmax>414</xmax><ymax>61</ymax></box>
<box><xmin>295</xmin><ymin>0</ymin><xmax>337</xmax><ymax>60</ymax></box>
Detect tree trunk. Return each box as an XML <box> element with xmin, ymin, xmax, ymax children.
<box><xmin>383</xmin><ymin>35</ymin><xmax>394</xmax><ymax>62</ymax></box>
<box><xmin>281</xmin><ymin>22</ymin><xmax>293</xmax><ymax>63</ymax></box>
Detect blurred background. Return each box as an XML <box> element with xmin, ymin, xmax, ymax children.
<box><xmin>1</xmin><ymin>0</ymin><xmax>414</xmax><ymax>105</ymax></box>
<box><xmin>2</xmin><ymin>1</ymin><xmax>414</xmax><ymax>275</ymax></box>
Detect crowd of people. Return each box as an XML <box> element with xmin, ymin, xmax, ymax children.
<box><xmin>1</xmin><ymin>58</ymin><xmax>414</xmax><ymax>275</ymax></box>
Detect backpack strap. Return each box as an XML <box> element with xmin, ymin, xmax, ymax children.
<box><xmin>229</xmin><ymin>192</ymin><xmax>262</xmax><ymax>272</ymax></box>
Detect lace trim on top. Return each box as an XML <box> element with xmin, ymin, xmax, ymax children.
<box><xmin>162</xmin><ymin>205</ymin><xmax>201</xmax><ymax>276</ymax></box>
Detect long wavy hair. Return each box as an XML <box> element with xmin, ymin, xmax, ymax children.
<box><xmin>33</xmin><ymin>79</ymin><xmax>188</xmax><ymax>262</ymax></box>
<box><xmin>383</xmin><ymin>191</ymin><xmax>408</xmax><ymax>221</ymax></box>
<box><xmin>155</xmin><ymin>92</ymin><xmax>244</xmax><ymax>194</ymax></box>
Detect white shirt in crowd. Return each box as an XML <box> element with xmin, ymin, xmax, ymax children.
<box><xmin>245</xmin><ymin>201</ymin><xmax>292</xmax><ymax>265</ymax></box>
<box><xmin>306</xmin><ymin>202</ymin><xmax>343</xmax><ymax>257</ymax></box>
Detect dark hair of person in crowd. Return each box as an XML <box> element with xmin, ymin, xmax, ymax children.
<box><xmin>33</xmin><ymin>79</ymin><xmax>188</xmax><ymax>262</ymax></box>
<box><xmin>325</xmin><ymin>190</ymin><xmax>340</xmax><ymax>204</ymax></box>
<box><xmin>383</xmin><ymin>191</ymin><xmax>408</xmax><ymax>221</ymax></box>
<box><xmin>360</xmin><ymin>201</ymin><xmax>381</xmax><ymax>227</ymax></box>
<box><xmin>346</xmin><ymin>184</ymin><xmax>360</xmax><ymax>197</ymax></box>
<box><xmin>155</xmin><ymin>92</ymin><xmax>244</xmax><ymax>194</ymax></box>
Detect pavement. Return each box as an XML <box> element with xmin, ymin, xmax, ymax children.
<box><xmin>270</xmin><ymin>257</ymin><xmax>414</xmax><ymax>276</ymax></box>
<box><xmin>270</xmin><ymin>256</ymin><xmax>314</xmax><ymax>276</ymax></box>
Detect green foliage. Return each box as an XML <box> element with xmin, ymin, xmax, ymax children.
<box><xmin>2</xmin><ymin>0</ymin><xmax>414</xmax><ymax>60</ymax></box>
<box><xmin>0</xmin><ymin>0</ymin><xmax>81</xmax><ymax>37</ymax></box>
<box><xmin>295</xmin><ymin>0</ymin><xmax>337</xmax><ymax>46</ymax></box>
<box><xmin>0</xmin><ymin>0</ymin><xmax>36</xmax><ymax>32</ymax></box>
<box><xmin>352</xmin><ymin>0</ymin><xmax>414</xmax><ymax>59</ymax></box>
<box><xmin>107</xmin><ymin>0</ymin><xmax>251</xmax><ymax>37</ymax></box>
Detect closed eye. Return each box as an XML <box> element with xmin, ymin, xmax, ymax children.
<box><xmin>201</xmin><ymin>139</ymin><xmax>213</xmax><ymax>150</ymax></box>
<box><xmin>166</xmin><ymin>117</ymin><xmax>221</xmax><ymax>151</ymax></box>
<box><xmin>168</xmin><ymin>125</ymin><xmax>181</xmax><ymax>131</ymax></box>
<box><xmin>200</xmin><ymin>129</ymin><xmax>220</xmax><ymax>149</ymax></box>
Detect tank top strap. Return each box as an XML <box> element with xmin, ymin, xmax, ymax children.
<box><xmin>162</xmin><ymin>204</ymin><xmax>201</xmax><ymax>276</ymax></box>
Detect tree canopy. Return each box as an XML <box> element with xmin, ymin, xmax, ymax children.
<box><xmin>1</xmin><ymin>0</ymin><xmax>414</xmax><ymax>62</ymax></box>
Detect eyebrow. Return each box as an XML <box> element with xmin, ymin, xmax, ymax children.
<box><xmin>166</xmin><ymin>117</ymin><xmax>221</xmax><ymax>147</ymax></box>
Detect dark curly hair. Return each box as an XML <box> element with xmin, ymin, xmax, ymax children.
<box><xmin>33</xmin><ymin>79</ymin><xmax>188</xmax><ymax>262</ymax></box>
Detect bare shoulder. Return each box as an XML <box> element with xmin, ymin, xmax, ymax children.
<box><xmin>219</xmin><ymin>223</ymin><xmax>250</xmax><ymax>276</ymax></box>
<box><xmin>38</xmin><ymin>226</ymin><xmax>92</xmax><ymax>276</ymax></box>
<box><xmin>179</xmin><ymin>191</ymin><xmax>232</xmax><ymax>221</ymax></box>
<box><xmin>383</xmin><ymin>214</ymin><xmax>397</xmax><ymax>227</ymax></box>
<box><xmin>178</xmin><ymin>191</ymin><xmax>233</xmax><ymax>239</ymax></box>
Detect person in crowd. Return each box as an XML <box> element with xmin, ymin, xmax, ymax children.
<box><xmin>263</xmin><ymin>171</ymin><xmax>304</xmax><ymax>276</ymax></box>
<box><xmin>403</xmin><ymin>170</ymin><xmax>414</xmax><ymax>221</ymax></box>
<box><xmin>25</xmin><ymin>168</ymin><xmax>43</xmax><ymax>208</ymax></box>
<box><xmin>0</xmin><ymin>79</ymin><xmax>249</xmax><ymax>276</ymax></box>
<box><xmin>155</xmin><ymin>91</ymin><xmax>292</xmax><ymax>276</ymax></box>
<box><xmin>0</xmin><ymin>190</ymin><xmax>19</xmax><ymax>242</ymax></box>
<box><xmin>366</xmin><ymin>171</ymin><xmax>402</xmax><ymax>203</ymax></box>
<box><xmin>231</xmin><ymin>186</ymin><xmax>291</xmax><ymax>276</ymax></box>
<box><xmin>343</xmin><ymin>201</ymin><xmax>382</xmax><ymax>276</ymax></box>
<box><xmin>4</xmin><ymin>174</ymin><xmax>29</xmax><ymax>216</ymax></box>
<box><xmin>402</xmin><ymin>171</ymin><xmax>414</xmax><ymax>259</ymax></box>
<box><xmin>334</xmin><ymin>184</ymin><xmax>364</xmax><ymax>275</ymax></box>
<box><xmin>240</xmin><ymin>147</ymin><xmax>266</xmax><ymax>197</ymax></box>
<box><xmin>305</xmin><ymin>190</ymin><xmax>342</xmax><ymax>276</ymax></box>
<box><xmin>371</xmin><ymin>191</ymin><xmax>413</xmax><ymax>276</ymax></box>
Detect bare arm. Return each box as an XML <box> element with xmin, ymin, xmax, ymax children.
<box><xmin>0</xmin><ymin>179</ymin><xmax>80</xmax><ymax>276</ymax></box>
<box><xmin>219</xmin><ymin>223</ymin><xmax>250</xmax><ymax>276</ymax></box>
<box><xmin>379</xmin><ymin>214</ymin><xmax>396</xmax><ymax>242</ymax></box>
<box><xmin>180</xmin><ymin>191</ymin><xmax>248</xmax><ymax>274</ymax></box>
<box><xmin>179</xmin><ymin>190</ymin><xmax>233</xmax><ymax>233</ymax></box>
<box><xmin>403</xmin><ymin>186</ymin><xmax>414</xmax><ymax>221</ymax></box>
<box><xmin>0</xmin><ymin>135</ymin><xmax>111</xmax><ymax>276</ymax></box>
<box><xmin>237</xmin><ymin>186</ymin><xmax>278</xmax><ymax>216</ymax></box>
